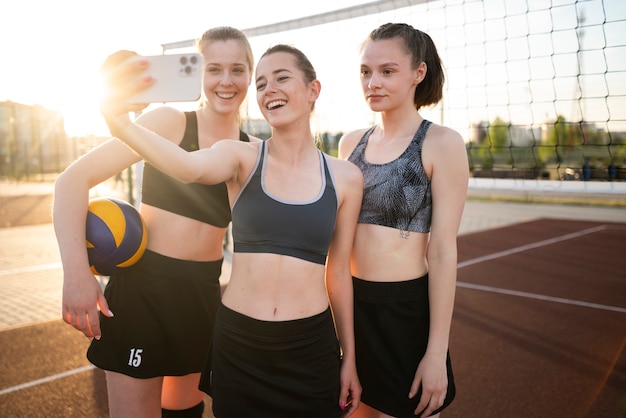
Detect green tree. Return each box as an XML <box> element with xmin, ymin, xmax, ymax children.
<box><xmin>488</xmin><ymin>117</ymin><xmax>509</xmax><ymax>149</ymax></box>
<box><xmin>540</xmin><ymin>115</ymin><xmax>568</xmax><ymax>164</ymax></box>
<box><xmin>480</xmin><ymin>117</ymin><xmax>508</xmax><ymax>168</ymax></box>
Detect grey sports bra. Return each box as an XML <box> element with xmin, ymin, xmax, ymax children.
<box><xmin>348</xmin><ymin>120</ymin><xmax>432</xmax><ymax>233</ymax></box>
<box><xmin>231</xmin><ymin>141</ymin><xmax>338</xmax><ymax>265</ymax></box>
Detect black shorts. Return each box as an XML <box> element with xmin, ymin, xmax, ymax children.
<box><xmin>201</xmin><ymin>302</ymin><xmax>342</xmax><ymax>418</ymax></box>
<box><xmin>87</xmin><ymin>249</ymin><xmax>222</xmax><ymax>378</ymax></box>
<box><xmin>353</xmin><ymin>275</ymin><xmax>456</xmax><ymax>417</ymax></box>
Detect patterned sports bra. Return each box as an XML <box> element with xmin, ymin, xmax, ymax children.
<box><xmin>348</xmin><ymin>120</ymin><xmax>432</xmax><ymax>233</ymax></box>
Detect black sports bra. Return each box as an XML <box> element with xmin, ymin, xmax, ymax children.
<box><xmin>141</xmin><ymin>111</ymin><xmax>249</xmax><ymax>227</ymax></box>
<box><xmin>231</xmin><ymin>141</ymin><xmax>338</xmax><ymax>265</ymax></box>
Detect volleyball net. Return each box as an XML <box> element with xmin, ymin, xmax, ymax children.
<box><xmin>166</xmin><ymin>0</ymin><xmax>626</xmax><ymax>186</ymax></box>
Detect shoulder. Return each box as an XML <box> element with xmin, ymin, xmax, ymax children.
<box><xmin>210</xmin><ymin>137</ymin><xmax>262</xmax><ymax>168</ymax></box>
<box><xmin>198</xmin><ymin>138</ymin><xmax>261</xmax><ymax>183</ymax></box>
<box><xmin>246</xmin><ymin>134</ymin><xmax>263</xmax><ymax>143</ymax></box>
<box><xmin>212</xmin><ymin>137</ymin><xmax>261</xmax><ymax>153</ymax></box>
<box><xmin>424</xmin><ymin>123</ymin><xmax>463</xmax><ymax>145</ymax></box>
<box><xmin>325</xmin><ymin>154</ymin><xmax>364</xmax><ymax>186</ymax></box>
<box><xmin>213</xmin><ymin>132</ymin><xmax>262</xmax><ymax>146</ymax></box>
<box><xmin>324</xmin><ymin>154</ymin><xmax>363</xmax><ymax>212</ymax></box>
<box><xmin>338</xmin><ymin>128</ymin><xmax>370</xmax><ymax>159</ymax></box>
<box><xmin>136</xmin><ymin>105</ymin><xmax>186</xmax><ymax>126</ymax></box>
<box><xmin>135</xmin><ymin>106</ymin><xmax>187</xmax><ymax>142</ymax></box>
<box><xmin>424</xmin><ymin>123</ymin><xmax>466</xmax><ymax>155</ymax></box>
<box><xmin>421</xmin><ymin>123</ymin><xmax>467</xmax><ymax>175</ymax></box>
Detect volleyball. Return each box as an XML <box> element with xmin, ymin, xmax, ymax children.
<box><xmin>86</xmin><ymin>197</ymin><xmax>147</xmax><ymax>276</ymax></box>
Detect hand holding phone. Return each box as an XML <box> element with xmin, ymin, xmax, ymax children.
<box><xmin>130</xmin><ymin>53</ymin><xmax>203</xmax><ymax>103</ymax></box>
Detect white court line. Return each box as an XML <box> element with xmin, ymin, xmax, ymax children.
<box><xmin>0</xmin><ymin>365</ymin><xmax>95</xmax><ymax>396</ymax></box>
<box><xmin>0</xmin><ymin>262</ymin><xmax>62</xmax><ymax>277</ymax></box>
<box><xmin>1</xmin><ymin>225</ymin><xmax>622</xmax><ymax>396</ymax></box>
<box><xmin>457</xmin><ymin>281</ymin><xmax>626</xmax><ymax>313</ymax></box>
<box><xmin>0</xmin><ymin>261</ymin><xmax>90</xmax><ymax>397</ymax></box>
<box><xmin>457</xmin><ymin>225</ymin><xmax>607</xmax><ymax>269</ymax></box>
<box><xmin>457</xmin><ymin>224</ymin><xmax>626</xmax><ymax>313</ymax></box>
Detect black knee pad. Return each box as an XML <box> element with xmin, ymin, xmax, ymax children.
<box><xmin>162</xmin><ymin>401</ymin><xmax>204</xmax><ymax>418</ymax></box>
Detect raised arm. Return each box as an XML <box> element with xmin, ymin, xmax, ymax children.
<box><xmin>98</xmin><ymin>50</ymin><xmax>241</xmax><ymax>186</ymax></box>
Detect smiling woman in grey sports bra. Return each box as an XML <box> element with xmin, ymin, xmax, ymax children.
<box><xmin>339</xmin><ymin>23</ymin><xmax>469</xmax><ymax>418</ymax></box>
<box><xmin>99</xmin><ymin>44</ymin><xmax>363</xmax><ymax>417</ymax></box>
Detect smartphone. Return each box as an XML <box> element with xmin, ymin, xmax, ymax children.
<box><xmin>129</xmin><ymin>53</ymin><xmax>203</xmax><ymax>103</ymax></box>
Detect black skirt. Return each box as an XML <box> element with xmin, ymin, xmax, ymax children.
<box><xmin>201</xmin><ymin>302</ymin><xmax>342</xmax><ymax>418</ymax></box>
<box><xmin>353</xmin><ymin>275</ymin><xmax>455</xmax><ymax>417</ymax></box>
<box><xmin>87</xmin><ymin>249</ymin><xmax>222</xmax><ymax>378</ymax></box>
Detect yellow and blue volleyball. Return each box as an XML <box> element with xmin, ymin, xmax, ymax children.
<box><xmin>86</xmin><ymin>197</ymin><xmax>147</xmax><ymax>276</ymax></box>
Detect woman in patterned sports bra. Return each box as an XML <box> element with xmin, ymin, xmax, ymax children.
<box><xmin>98</xmin><ymin>44</ymin><xmax>363</xmax><ymax>417</ymax></box>
<box><xmin>339</xmin><ymin>23</ymin><xmax>469</xmax><ymax>418</ymax></box>
<box><xmin>54</xmin><ymin>27</ymin><xmax>259</xmax><ymax>417</ymax></box>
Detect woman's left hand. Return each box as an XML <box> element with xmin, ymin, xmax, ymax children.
<box><xmin>410</xmin><ymin>351</ymin><xmax>448</xmax><ymax>417</ymax></box>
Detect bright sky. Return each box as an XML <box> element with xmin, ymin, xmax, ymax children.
<box><xmin>3</xmin><ymin>0</ymin><xmax>625</xmax><ymax>138</ymax></box>
<box><xmin>1</xmin><ymin>0</ymin><xmax>368</xmax><ymax>136</ymax></box>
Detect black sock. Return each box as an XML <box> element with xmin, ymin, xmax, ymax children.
<box><xmin>162</xmin><ymin>400</ymin><xmax>204</xmax><ymax>418</ymax></box>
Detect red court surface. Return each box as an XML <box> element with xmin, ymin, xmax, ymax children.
<box><xmin>1</xmin><ymin>218</ymin><xmax>624</xmax><ymax>417</ymax></box>
<box><xmin>448</xmin><ymin>218</ymin><xmax>626</xmax><ymax>418</ymax></box>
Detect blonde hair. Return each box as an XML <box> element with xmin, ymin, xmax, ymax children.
<box><xmin>195</xmin><ymin>27</ymin><xmax>254</xmax><ymax>119</ymax></box>
<box><xmin>196</xmin><ymin>26</ymin><xmax>254</xmax><ymax>71</ymax></box>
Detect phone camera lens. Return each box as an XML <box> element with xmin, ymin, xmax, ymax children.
<box><xmin>190</xmin><ymin>55</ymin><xmax>198</xmax><ymax>65</ymax></box>
<box><xmin>184</xmin><ymin>65</ymin><xmax>192</xmax><ymax>74</ymax></box>
<box><xmin>180</xmin><ymin>56</ymin><xmax>188</xmax><ymax>65</ymax></box>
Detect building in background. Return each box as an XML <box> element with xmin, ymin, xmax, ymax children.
<box><xmin>0</xmin><ymin>101</ymin><xmax>68</xmax><ymax>180</ymax></box>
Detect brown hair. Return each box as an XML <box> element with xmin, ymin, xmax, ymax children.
<box><xmin>365</xmin><ymin>23</ymin><xmax>444</xmax><ymax>110</ymax></box>
<box><xmin>259</xmin><ymin>44</ymin><xmax>318</xmax><ymax>111</ymax></box>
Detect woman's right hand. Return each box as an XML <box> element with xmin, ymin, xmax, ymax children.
<box><xmin>99</xmin><ymin>50</ymin><xmax>153</xmax><ymax>136</ymax></box>
<box><xmin>62</xmin><ymin>269</ymin><xmax>113</xmax><ymax>340</ymax></box>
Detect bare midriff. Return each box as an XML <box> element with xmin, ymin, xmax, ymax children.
<box><xmin>140</xmin><ymin>204</ymin><xmax>227</xmax><ymax>262</ymax></box>
<box><xmin>350</xmin><ymin>223</ymin><xmax>429</xmax><ymax>282</ymax></box>
<box><xmin>223</xmin><ymin>252</ymin><xmax>328</xmax><ymax>321</ymax></box>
